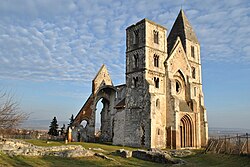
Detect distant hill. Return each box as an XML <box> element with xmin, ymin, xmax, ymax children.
<box><xmin>21</xmin><ymin>119</ymin><xmax>250</xmax><ymax>137</ymax></box>
<box><xmin>21</xmin><ymin>119</ymin><xmax>68</xmax><ymax>130</ymax></box>
<box><xmin>21</xmin><ymin>119</ymin><xmax>101</xmax><ymax>131</ymax></box>
<box><xmin>209</xmin><ymin>127</ymin><xmax>250</xmax><ymax>137</ymax></box>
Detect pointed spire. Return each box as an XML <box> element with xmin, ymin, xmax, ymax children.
<box><xmin>168</xmin><ymin>9</ymin><xmax>199</xmax><ymax>54</ymax></box>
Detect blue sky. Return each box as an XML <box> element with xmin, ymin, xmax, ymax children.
<box><xmin>0</xmin><ymin>0</ymin><xmax>249</xmax><ymax>129</ymax></box>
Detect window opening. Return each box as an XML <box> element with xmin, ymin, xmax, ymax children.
<box><xmin>134</xmin><ymin>54</ymin><xmax>139</xmax><ymax>68</ymax></box>
<box><xmin>154</xmin><ymin>54</ymin><xmax>159</xmax><ymax>67</ymax></box>
<box><xmin>192</xmin><ymin>67</ymin><xmax>196</xmax><ymax>79</ymax></box>
<box><xmin>156</xmin><ymin>99</ymin><xmax>160</xmax><ymax>109</ymax></box>
<box><xmin>157</xmin><ymin>128</ymin><xmax>160</xmax><ymax>135</ymax></box>
<box><xmin>191</xmin><ymin>46</ymin><xmax>195</xmax><ymax>58</ymax></box>
<box><xmin>133</xmin><ymin>29</ymin><xmax>139</xmax><ymax>44</ymax></box>
<box><xmin>153</xmin><ymin>30</ymin><xmax>159</xmax><ymax>44</ymax></box>
<box><xmin>176</xmin><ymin>80</ymin><xmax>181</xmax><ymax>93</ymax></box>
<box><xmin>133</xmin><ymin>77</ymin><xmax>138</xmax><ymax>88</ymax></box>
<box><xmin>154</xmin><ymin>77</ymin><xmax>159</xmax><ymax>88</ymax></box>
<box><xmin>82</xmin><ymin>120</ymin><xmax>88</xmax><ymax>128</ymax></box>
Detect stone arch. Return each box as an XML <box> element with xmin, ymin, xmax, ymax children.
<box><xmin>174</xmin><ymin>69</ymin><xmax>186</xmax><ymax>84</ymax></box>
<box><xmin>92</xmin><ymin>85</ymin><xmax>116</xmax><ymax>142</ymax></box>
<box><xmin>81</xmin><ymin>120</ymin><xmax>88</xmax><ymax>128</ymax></box>
<box><xmin>72</xmin><ymin>84</ymin><xmax>116</xmax><ymax>142</ymax></box>
<box><xmin>174</xmin><ymin>70</ymin><xmax>187</xmax><ymax>98</ymax></box>
<box><xmin>180</xmin><ymin>114</ymin><xmax>193</xmax><ymax>148</ymax></box>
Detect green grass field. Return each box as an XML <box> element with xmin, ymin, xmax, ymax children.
<box><xmin>0</xmin><ymin>140</ymin><xmax>250</xmax><ymax>167</ymax></box>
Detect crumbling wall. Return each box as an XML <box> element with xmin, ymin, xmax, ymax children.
<box><xmin>112</xmin><ymin>109</ymin><xmax>125</xmax><ymax>145</ymax></box>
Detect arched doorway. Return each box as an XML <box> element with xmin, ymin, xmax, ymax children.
<box><xmin>95</xmin><ymin>99</ymin><xmax>103</xmax><ymax>135</ymax></box>
<box><xmin>180</xmin><ymin>115</ymin><xmax>193</xmax><ymax>148</ymax></box>
<box><xmin>94</xmin><ymin>97</ymin><xmax>110</xmax><ymax>141</ymax></box>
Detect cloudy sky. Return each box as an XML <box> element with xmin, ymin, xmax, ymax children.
<box><xmin>0</xmin><ymin>0</ymin><xmax>249</xmax><ymax>129</ymax></box>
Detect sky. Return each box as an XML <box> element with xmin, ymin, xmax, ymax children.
<box><xmin>0</xmin><ymin>0</ymin><xmax>249</xmax><ymax>129</ymax></box>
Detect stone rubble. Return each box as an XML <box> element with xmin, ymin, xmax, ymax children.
<box><xmin>0</xmin><ymin>138</ymin><xmax>94</xmax><ymax>158</ymax></box>
<box><xmin>94</xmin><ymin>152</ymin><xmax>114</xmax><ymax>161</ymax></box>
<box><xmin>131</xmin><ymin>149</ymin><xmax>186</xmax><ymax>164</ymax></box>
<box><xmin>115</xmin><ymin>149</ymin><xmax>132</xmax><ymax>158</ymax></box>
<box><xmin>90</xmin><ymin>147</ymin><xmax>108</xmax><ymax>153</ymax></box>
<box><xmin>169</xmin><ymin>149</ymin><xmax>194</xmax><ymax>157</ymax></box>
<box><xmin>0</xmin><ymin>138</ymin><xmax>188</xmax><ymax>165</ymax></box>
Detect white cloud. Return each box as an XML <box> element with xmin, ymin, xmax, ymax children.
<box><xmin>0</xmin><ymin>0</ymin><xmax>249</xmax><ymax>85</ymax></box>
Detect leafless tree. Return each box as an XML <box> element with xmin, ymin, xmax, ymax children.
<box><xmin>0</xmin><ymin>90</ymin><xmax>28</xmax><ymax>133</ymax></box>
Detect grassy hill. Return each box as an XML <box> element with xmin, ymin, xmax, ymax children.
<box><xmin>0</xmin><ymin>140</ymin><xmax>250</xmax><ymax>167</ymax></box>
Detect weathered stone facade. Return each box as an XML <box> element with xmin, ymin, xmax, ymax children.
<box><xmin>71</xmin><ymin>10</ymin><xmax>208</xmax><ymax>149</ymax></box>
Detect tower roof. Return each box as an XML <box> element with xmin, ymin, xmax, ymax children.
<box><xmin>167</xmin><ymin>9</ymin><xmax>199</xmax><ymax>54</ymax></box>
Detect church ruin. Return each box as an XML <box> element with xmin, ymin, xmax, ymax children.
<box><xmin>70</xmin><ymin>10</ymin><xmax>208</xmax><ymax>149</ymax></box>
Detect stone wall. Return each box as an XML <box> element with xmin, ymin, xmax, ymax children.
<box><xmin>112</xmin><ymin>109</ymin><xmax>125</xmax><ymax>145</ymax></box>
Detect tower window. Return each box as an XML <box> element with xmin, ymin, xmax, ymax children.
<box><xmin>133</xmin><ymin>29</ymin><xmax>139</xmax><ymax>45</ymax></box>
<box><xmin>153</xmin><ymin>54</ymin><xmax>159</xmax><ymax>67</ymax></box>
<box><xmin>156</xmin><ymin>99</ymin><xmax>160</xmax><ymax>109</ymax></box>
<box><xmin>194</xmin><ymin>87</ymin><xmax>197</xmax><ymax>97</ymax></box>
<box><xmin>192</xmin><ymin>67</ymin><xmax>196</xmax><ymax>79</ymax></box>
<box><xmin>154</xmin><ymin>77</ymin><xmax>159</xmax><ymax>88</ymax></box>
<box><xmin>176</xmin><ymin>80</ymin><xmax>181</xmax><ymax>93</ymax></box>
<box><xmin>153</xmin><ymin>30</ymin><xmax>159</xmax><ymax>44</ymax></box>
<box><xmin>157</xmin><ymin>128</ymin><xmax>161</xmax><ymax>135</ymax></box>
<box><xmin>133</xmin><ymin>77</ymin><xmax>138</xmax><ymax>88</ymax></box>
<box><xmin>191</xmin><ymin>46</ymin><xmax>195</xmax><ymax>58</ymax></box>
<box><xmin>134</xmin><ymin>54</ymin><xmax>139</xmax><ymax>68</ymax></box>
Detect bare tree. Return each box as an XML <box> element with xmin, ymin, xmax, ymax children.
<box><xmin>0</xmin><ymin>91</ymin><xmax>28</xmax><ymax>133</ymax></box>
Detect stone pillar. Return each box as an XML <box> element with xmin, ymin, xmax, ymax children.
<box><xmin>68</xmin><ymin>127</ymin><xmax>72</xmax><ymax>142</ymax></box>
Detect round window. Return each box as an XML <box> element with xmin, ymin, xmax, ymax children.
<box><xmin>176</xmin><ymin>80</ymin><xmax>181</xmax><ymax>94</ymax></box>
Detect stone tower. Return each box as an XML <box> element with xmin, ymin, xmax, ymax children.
<box><xmin>166</xmin><ymin>9</ymin><xmax>208</xmax><ymax>148</ymax></box>
<box><xmin>124</xmin><ymin>19</ymin><xmax>168</xmax><ymax>148</ymax></box>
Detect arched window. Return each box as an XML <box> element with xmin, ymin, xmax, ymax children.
<box><xmin>82</xmin><ymin>120</ymin><xmax>88</xmax><ymax>128</ymax></box>
<box><xmin>154</xmin><ymin>54</ymin><xmax>159</xmax><ymax>67</ymax></box>
<box><xmin>134</xmin><ymin>54</ymin><xmax>139</xmax><ymax>68</ymax></box>
<box><xmin>194</xmin><ymin>87</ymin><xmax>197</xmax><ymax>97</ymax></box>
<box><xmin>133</xmin><ymin>77</ymin><xmax>138</xmax><ymax>88</ymax></box>
<box><xmin>157</xmin><ymin>128</ymin><xmax>161</xmax><ymax>135</ymax></box>
<box><xmin>133</xmin><ymin>29</ymin><xmax>139</xmax><ymax>45</ymax></box>
<box><xmin>154</xmin><ymin>77</ymin><xmax>159</xmax><ymax>88</ymax></box>
<box><xmin>176</xmin><ymin>80</ymin><xmax>181</xmax><ymax>94</ymax></box>
<box><xmin>191</xmin><ymin>46</ymin><xmax>195</xmax><ymax>58</ymax></box>
<box><xmin>153</xmin><ymin>30</ymin><xmax>159</xmax><ymax>44</ymax></box>
<box><xmin>192</xmin><ymin>67</ymin><xmax>196</xmax><ymax>79</ymax></box>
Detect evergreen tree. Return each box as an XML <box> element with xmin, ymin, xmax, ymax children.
<box><xmin>68</xmin><ymin>114</ymin><xmax>74</xmax><ymax>126</ymax></box>
<box><xmin>60</xmin><ymin>124</ymin><xmax>65</xmax><ymax>136</ymax></box>
<box><xmin>48</xmin><ymin>116</ymin><xmax>59</xmax><ymax>136</ymax></box>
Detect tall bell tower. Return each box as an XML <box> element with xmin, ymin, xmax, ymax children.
<box><xmin>124</xmin><ymin>19</ymin><xmax>168</xmax><ymax>148</ymax></box>
<box><xmin>167</xmin><ymin>9</ymin><xmax>208</xmax><ymax>148</ymax></box>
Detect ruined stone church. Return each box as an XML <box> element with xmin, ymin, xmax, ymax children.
<box><xmin>70</xmin><ymin>10</ymin><xmax>208</xmax><ymax>149</ymax></box>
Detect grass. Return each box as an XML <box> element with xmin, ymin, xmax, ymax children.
<box><xmin>25</xmin><ymin>139</ymin><xmax>136</xmax><ymax>152</ymax></box>
<box><xmin>0</xmin><ymin>140</ymin><xmax>250</xmax><ymax>166</ymax></box>
<box><xmin>183</xmin><ymin>153</ymin><xmax>250</xmax><ymax>167</ymax></box>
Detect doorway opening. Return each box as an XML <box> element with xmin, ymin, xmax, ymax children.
<box><xmin>180</xmin><ymin>115</ymin><xmax>193</xmax><ymax>148</ymax></box>
<box><xmin>95</xmin><ymin>98</ymin><xmax>110</xmax><ymax>140</ymax></box>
